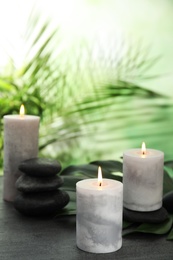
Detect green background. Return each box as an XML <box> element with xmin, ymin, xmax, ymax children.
<box><xmin>0</xmin><ymin>0</ymin><xmax>173</xmax><ymax>169</ymax></box>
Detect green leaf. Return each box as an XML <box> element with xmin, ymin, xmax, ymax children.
<box><xmin>163</xmin><ymin>170</ymin><xmax>173</xmax><ymax>195</ymax></box>
<box><xmin>167</xmin><ymin>214</ymin><xmax>173</xmax><ymax>240</ymax></box>
<box><xmin>167</xmin><ymin>227</ymin><xmax>173</xmax><ymax>240</ymax></box>
<box><xmin>61</xmin><ymin>161</ymin><xmax>123</xmax><ymax>182</ymax></box>
<box><xmin>55</xmin><ymin>206</ymin><xmax>76</xmax><ymax>217</ymax></box>
<box><xmin>164</xmin><ymin>162</ymin><xmax>173</xmax><ymax>179</ymax></box>
<box><xmin>61</xmin><ymin>164</ymin><xmax>97</xmax><ymax>176</ymax></box>
<box><xmin>123</xmin><ymin>221</ymin><xmax>134</xmax><ymax>229</ymax></box>
<box><xmin>90</xmin><ymin>160</ymin><xmax>123</xmax><ymax>173</ymax></box>
<box><xmin>61</xmin><ymin>164</ymin><xmax>109</xmax><ymax>178</ymax></box>
<box><xmin>123</xmin><ymin>217</ymin><xmax>173</xmax><ymax>236</ymax></box>
<box><xmin>137</xmin><ymin>217</ymin><xmax>173</xmax><ymax>234</ymax></box>
<box><xmin>90</xmin><ymin>160</ymin><xmax>123</xmax><ymax>181</ymax></box>
<box><xmin>0</xmin><ymin>79</ymin><xmax>15</xmax><ymax>91</ymax></box>
<box><xmin>164</xmin><ymin>161</ymin><xmax>173</xmax><ymax>170</ymax></box>
<box><xmin>61</xmin><ymin>176</ymin><xmax>86</xmax><ymax>191</ymax></box>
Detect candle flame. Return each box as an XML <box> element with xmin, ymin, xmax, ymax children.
<box><xmin>98</xmin><ymin>166</ymin><xmax>102</xmax><ymax>187</ymax></box>
<box><xmin>19</xmin><ymin>104</ymin><xmax>25</xmax><ymax>117</ymax></box>
<box><xmin>141</xmin><ymin>142</ymin><xmax>146</xmax><ymax>155</ymax></box>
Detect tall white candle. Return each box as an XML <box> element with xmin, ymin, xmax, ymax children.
<box><xmin>3</xmin><ymin>105</ymin><xmax>40</xmax><ymax>202</ymax></box>
<box><xmin>123</xmin><ymin>143</ymin><xmax>164</xmax><ymax>212</ymax></box>
<box><xmin>76</xmin><ymin>167</ymin><xmax>123</xmax><ymax>254</ymax></box>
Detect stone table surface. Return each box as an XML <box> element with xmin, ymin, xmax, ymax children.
<box><xmin>0</xmin><ymin>177</ymin><xmax>172</xmax><ymax>260</ymax></box>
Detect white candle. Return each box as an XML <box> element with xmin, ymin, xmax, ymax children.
<box><xmin>3</xmin><ymin>105</ymin><xmax>40</xmax><ymax>202</ymax></box>
<box><xmin>76</xmin><ymin>167</ymin><xmax>123</xmax><ymax>254</ymax></box>
<box><xmin>123</xmin><ymin>142</ymin><xmax>164</xmax><ymax>212</ymax></box>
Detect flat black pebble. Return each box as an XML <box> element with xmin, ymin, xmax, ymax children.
<box><xmin>19</xmin><ymin>158</ymin><xmax>61</xmax><ymax>177</ymax></box>
<box><xmin>123</xmin><ymin>207</ymin><xmax>169</xmax><ymax>224</ymax></box>
<box><xmin>14</xmin><ymin>190</ymin><xmax>70</xmax><ymax>217</ymax></box>
<box><xmin>163</xmin><ymin>191</ymin><xmax>173</xmax><ymax>213</ymax></box>
<box><xmin>16</xmin><ymin>174</ymin><xmax>64</xmax><ymax>192</ymax></box>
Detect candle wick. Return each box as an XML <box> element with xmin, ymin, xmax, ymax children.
<box><xmin>99</xmin><ymin>182</ymin><xmax>102</xmax><ymax>187</ymax></box>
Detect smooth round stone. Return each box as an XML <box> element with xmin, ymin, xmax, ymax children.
<box><xmin>19</xmin><ymin>158</ymin><xmax>61</xmax><ymax>177</ymax></box>
<box><xmin>14</xmin><ymin>190</ymin><xmax>70</xmax><ymax>217</ymax></box>
<box><xmin>16</xmin><ymin>174</ymin><xmax>64</xmax><ymax>192</ymax></box>
<box><xmin>163</xmin><ymin>191</ymin><xmax>173</xmax><ymax>213</ymax></box>
<box><xmin>123</xmin><ymin>207</ymin><xmax>169</xmax><ymax>224</ymax></box>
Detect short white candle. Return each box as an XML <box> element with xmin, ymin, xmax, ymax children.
<box><xmin>123</xmin><ymin>142</ymin><xmax>164</xmax><ymax>212</ymax></box>
<box><xmin>3</xmin><ymin>105</ymin><xmax>40</xmax><ymax>202</ymax></box>
<box><xmin>76</xmin><ymin>167</ymin><xmax>123</xmax><ymax>254</ymax></box>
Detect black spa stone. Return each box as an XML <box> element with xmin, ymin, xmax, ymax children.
<box><xmin>123</xmin><ymin>207</ymin><xmax>169</xmax><ymax>224</ymax></box>
<box><xmin>14</xmin><ymin>190</ymin><xmax>70</xmax><ymax>217</ymax></box>
<box><xmin>16</xmin><ymin>174</ymin><xmax>64</xmax><ymax>192</ymax></box>
<box><xmin>163</xmin><ymin>191</ymin><xmax>173</xmax><ymax>213</ymax></box>
<box><xmin>19</xmin><ymin>158</ymin><xmax>61</xmax><ymax>177</ymax></box>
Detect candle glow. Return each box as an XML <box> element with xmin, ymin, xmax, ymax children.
<box><xmin>19</xmin><ymin>104</ymin><xmax>25</xmax><ymax>117</ymax></box>
<box><xmin>98</xmin><ymin>166</ymin><xmax>102</xmax><ymax>187</ymax></box>
<box><xmin>141</xmin><ymin>142</ymin><xmax>146</xmax><ymax>155</ymax></box>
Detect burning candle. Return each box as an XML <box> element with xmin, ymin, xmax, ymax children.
<box><xmin>3</xmin><ymin>105</ymin><xmax>40</xmax><ymax>202</ymax></box>
<box><xmin>123</xmin><ymin>142</ymin><xmax>164</xmax><ymax>212</ymax></box>
<box><xmin>76</xmin><ymin>167</ymin><xmax>123</xmax><ymax>253</ymax></box>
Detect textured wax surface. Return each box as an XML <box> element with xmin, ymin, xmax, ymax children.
<box><xmin>123</xmin><ymin>149</ymin><xmax>164</xmax><ymax>211</ymax></box>
<box><xmin>3</xmin><ymin>116</ymin><xmax>40</xmax><ymax>201</ymax></box>
<box><xmin>76</xmin><ymin>180</ymin><xmax>123</xmax><ymax>253</ymax></box>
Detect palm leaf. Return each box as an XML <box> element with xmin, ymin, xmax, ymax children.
<box><xmin>167</xmin><ymin>215</ymin><xmax>173</xmax><ymax>240</ymax></box>
<box><xmin>123</xmin><ymin>217</ymin><xmax>173</xmax><ymax>237</ymax></box>
<box><xmin>1</xmin><ymin>9</ymin><xmax>173</xmax><ymax>169</ymax></box>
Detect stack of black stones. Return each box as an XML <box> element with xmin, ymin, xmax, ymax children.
<box><xmin>14</xmin><ymin>158</ymin><xmax>70</xmax><ymax>217</ymax></box>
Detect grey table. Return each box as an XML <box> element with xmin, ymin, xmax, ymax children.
<box><xmin>0</xmin><ymin>177</ymin><xmax>172</xmax><ymax>260</ymax></box>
